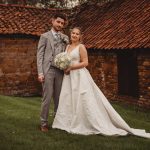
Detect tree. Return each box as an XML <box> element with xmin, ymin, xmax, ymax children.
<box><xmin>0</xmin><ymin>0</ymin><xmax>27</xmax><ymax>5</ymax></box>
<box><xmin>0</xmin><ymin>0</ymin><xmax>114</xmax><ymax>8</ymax></box>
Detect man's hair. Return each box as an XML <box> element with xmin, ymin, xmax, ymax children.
<box><xmin>53</xmin><ymin>13</ymin><xmax>67</xmax><ymax>22</ymax></box>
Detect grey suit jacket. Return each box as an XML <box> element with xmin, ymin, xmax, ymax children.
<box><xmin>37</xmin><ymin>31</ymin><xmax>69</xmax><ymax>75</ymax></box>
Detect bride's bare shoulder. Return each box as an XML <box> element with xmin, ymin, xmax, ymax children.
<box><xmin>79</xmin><ymin>43</ymin><xmax>85</xmax><ymax>47</ymax></box>
<box><xmin>79</xmin><ymin>44</ymin><xmax>87</xmax><ymax>51</ymax></box>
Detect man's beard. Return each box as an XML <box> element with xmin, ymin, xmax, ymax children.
<box><xmin>54</xmin><ymin>26</ymin><xmax>62</xmax><ymax>32</ymax></box>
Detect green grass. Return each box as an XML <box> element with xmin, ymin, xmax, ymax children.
<box><xmin>0</xmin><ymin>95</ymin><xmax>149</xmax><ymax>150</ymax></box>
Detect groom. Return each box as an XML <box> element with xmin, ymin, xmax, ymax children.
<box><xmin>37</xmin><ymin>13</ymin><xmax>69</xmax><ymax>132</ymax></box>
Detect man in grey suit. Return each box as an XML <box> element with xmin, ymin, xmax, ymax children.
<box><xmin>37</xmin><ymin>13</ymin><xmax>69</xmax><ymax>132</ymax></box>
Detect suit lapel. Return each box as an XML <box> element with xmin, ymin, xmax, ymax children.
<box><xmin>47</xmin><ymin>30</ymin><xmax>66</xmax><ymax>53</ymax></box>
<box><xmin>47</xmin><ymin>31</ymin><xmax>55</xmax><ymax>51</ymax></box>
<box><xmin>60</xmin><ymin>33</ymin><xmax>67</xmax><ymax>52</ymax></box>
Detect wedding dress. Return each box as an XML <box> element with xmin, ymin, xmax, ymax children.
<box><xmin>52</xmin><ymin>44</ymin><xmax>150</xmax><ymax>138</ymax></box>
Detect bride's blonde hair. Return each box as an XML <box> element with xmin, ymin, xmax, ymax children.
<box><xmin>70</xmin><ymin>27</ymin><xmax>83</xmax><ymax>43</ymax></box>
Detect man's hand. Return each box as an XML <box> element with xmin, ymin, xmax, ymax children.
<box><xmin>38</xmin><ymin>74</ymin><xmax>45</xmax><ymax>83</ymax></box>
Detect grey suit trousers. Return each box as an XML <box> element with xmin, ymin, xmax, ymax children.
<box><xmin>40</xmin><ymin>66</ymin><xmax>64</xmax><ymax>126</ymax></box>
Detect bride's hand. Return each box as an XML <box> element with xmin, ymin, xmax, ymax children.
<box><xmin>64</xmin><ymin>66</ymin><xmax>72</xmax><ymax>75</ymax></box>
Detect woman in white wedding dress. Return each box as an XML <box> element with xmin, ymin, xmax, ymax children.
<box><xmin>52</xmin><ymin>27</ymin><xmax>150</xmax><ymax>138</ymax></box>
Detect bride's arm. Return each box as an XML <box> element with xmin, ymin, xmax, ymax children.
<box><xmin>65</xmin><ymin>44</ymin><xmax>88</xmax><ymax>73</ymax></box>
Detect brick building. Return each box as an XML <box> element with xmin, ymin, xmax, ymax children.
<box><xmin>0</xmin><ymin>4</ymin><xmax>68</xmax><ymax>96</ymax></box>
<box><xmin>72</xmin><ymin>0</ymin><xmax>150</xmax><ymax>108</ymax></box>
<box><xmin>0</xmin><ymin>0</ymin><xmax>150</xmax><ymax>108</ymax></box>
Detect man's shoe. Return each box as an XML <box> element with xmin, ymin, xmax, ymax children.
<box><xmin>40</xmin><ymin>125</ymin><xmax>49</xmax><ymax>132</ymax></box>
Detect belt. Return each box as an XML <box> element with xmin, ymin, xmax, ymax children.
<box><xmin>50</xmin><ymin>65</ymin><xmax>57</xmax><ymax>69</ymax></box>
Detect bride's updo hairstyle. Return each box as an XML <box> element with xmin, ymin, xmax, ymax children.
<box><xmin>70</xmin><ymin>27</ymin><xmax>83</xmax><ymax>43</ymax></box>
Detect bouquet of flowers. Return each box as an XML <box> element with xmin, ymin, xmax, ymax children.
<box><xmin>54</xmin><ymin>52</ymin><xmax>72</xmax><ymax>70</ymax></box>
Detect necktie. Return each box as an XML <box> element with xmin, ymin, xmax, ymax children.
<box><xmin>55</xmin><ymin>33</ymin><xmax>61</xmax><ymax>41</ymax></box>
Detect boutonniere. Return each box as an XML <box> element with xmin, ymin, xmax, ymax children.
<box><xmin>61</xmin><ymin>36</ymin><xmax>69</xmax><ymax>44</ymax></box>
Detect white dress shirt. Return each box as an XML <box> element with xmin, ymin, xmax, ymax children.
<box><xmin>51</xmin><ymin>29</ymin><xmax>60</xmax><ymax>40</ymax></box>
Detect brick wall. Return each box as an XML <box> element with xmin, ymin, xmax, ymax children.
<box><xmin>137</xmin><ymin>50</ymin><xmax>150</xmax><ymax>107</ymax></box>
<box><xmin>87</xmin><ymin>49</ymin><xmax>150</xmax><ymax>108</ymax></box>
<box><xmin>87</xmin><ymin>50</ymin><xmax>118</xmax><ymax>100</ymax></box>
<box><xmin>0</xmin><ymin>36</ymin><xmax>41</xmax><ymax>96</ymax></box>
<box><xmin>0</xmin><ymin>37</ymin><xmax>149</xmax><ymax>108</ymax></box>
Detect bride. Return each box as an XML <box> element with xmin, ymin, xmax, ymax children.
<box><xmin>52</xmin><ymin>27</ymin><xmax>150</xmax><ymax>138</ymax></box>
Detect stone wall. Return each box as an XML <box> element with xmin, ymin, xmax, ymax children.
<box><xmin>0</xmin><ymin>36</ymin><xmax>41</xmax><ymax>96</ymax></box>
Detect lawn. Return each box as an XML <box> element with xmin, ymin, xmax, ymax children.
<box><xmin>0</xmin><ymin>95</ymin><xmax>149</xmax><ymax>150</ymax></box>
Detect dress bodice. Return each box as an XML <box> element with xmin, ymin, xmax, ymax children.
<box><xmin>66</xmin><ymin>45</ymin><xmax>80</xmax><ymax>65</ymax></box>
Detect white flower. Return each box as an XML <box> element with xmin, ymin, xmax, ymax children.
<box><xmin>61</xmin><ymin>36</ymin><xmax>69</xmax><ymax>44</ymax></box>
<box><xmin>54</xmin><ymin>52</ymin><xmax>72</xmax><ymax>70</ymax></box>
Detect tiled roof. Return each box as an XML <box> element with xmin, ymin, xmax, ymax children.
<box><xmin>0</xmin><ymin>4</ymin><xmax>69</xmax><ymax>36</ymax></box>
<box><xmin>72</xmin><ymin>0</ymin><xmax>150</xmax><ymax>49</ymax></box>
